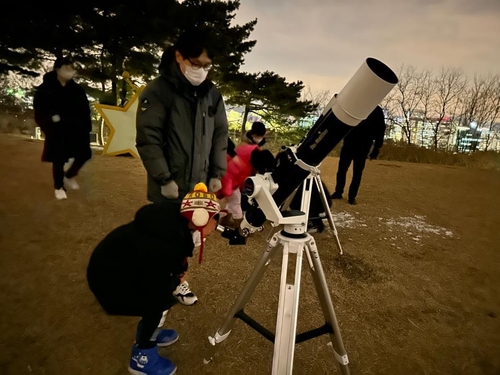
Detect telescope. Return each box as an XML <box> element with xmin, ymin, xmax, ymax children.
<box><xmin>220</xmin><ymin>57</ymin><xmax>398</xmax><ymax>243</ymax></box>
<box><xmin>210</xmin><ymin>58</ymin><xmax>398</xmax><ymax>375</ymax></box>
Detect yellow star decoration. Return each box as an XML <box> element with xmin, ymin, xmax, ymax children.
<box><xmin>95</xmin><ymin>86</ymin><xmax>145</xmax><ymax>158</ymax></box>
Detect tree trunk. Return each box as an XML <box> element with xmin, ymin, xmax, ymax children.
<box><xmin>241</xmin><ymin>104</ymin><xmax>250</xmax><ymax>139</ymax></box>
<box><xmin>433</xmin><ymin>123</ymin><xmax>439</xmax><ymax>151</ymax></box>
<box><xmin>111</xmin><ymin>79</ymin><xmax>118</xmax><ymax>105</ymax></box>
<box><xmin>484</xmin><ymin>134</ymin><xmax>490</xmax><ymax>151</ymax></box>
<box><xmin>446</xmin><ymin>129</ymin><xmax>455</xmax><ymax>151</ymax></box>
<box><xmin>108</xmin><ymin>40</ymin><xmax>120</xmax><ymax>106</ymax></box>
<box><xmin>420</xmin><ymin>121</ymin><xmax>425</xmax><ymax>147</ymax></box>
<box><xmin>120</xmin><ymin>79</ymin><xmax>128</xmax><ymax>106</ymax></box>
<box><xmin>403</xmin><ymin>122</ymin><xmax>412</xmax><ymax>145</ymax></box>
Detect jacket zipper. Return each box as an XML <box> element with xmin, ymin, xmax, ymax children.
<box><xmin>189</xmin><ymin>92</ymin><xmax>197</xmax><ymax>183</ymax></box>
<box><xmin>202</xmin><ymin>112</ymin><xmax>206</xmax><ymax>136</ymax></box>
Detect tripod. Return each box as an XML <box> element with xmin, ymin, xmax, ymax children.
<box><xmin>281</xmin><ymin>162</ymin><xmax>344</xmax><ymax>255</ymax></box>
<box><xmin>206</xmin><ymin>211</ymin><xmax>350</xmax><ymax>374</ymax></box>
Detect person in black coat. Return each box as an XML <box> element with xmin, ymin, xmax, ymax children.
<box><xmin>331</xmin><ymin>105</ymin><xmax>386</xmax><ymax>205</ymax></box>
<box><xmin>33</xmin><ymin>57</ymin><xmax>92</xmax><ymax>200</ymax></box>
<box><xmin>87</xmin><ymin>183</ymin><xmax>222</xmax><ymax>375</ymax></box>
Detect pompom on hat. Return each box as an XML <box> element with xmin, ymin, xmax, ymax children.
<box><xmin>180</xmin><ymin>182</ymin><xmax>225</xmax><ymax>263</ymax></box>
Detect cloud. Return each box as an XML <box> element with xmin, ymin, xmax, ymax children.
<box><xmin>448</xmin><ymin>0</ymin><xmax>500</xmax><ymax>14</ymax></box>
<box><xmin>235</xmin><ymin>0</ymin><xmax>500</xmax><ymax>91</ymax></box>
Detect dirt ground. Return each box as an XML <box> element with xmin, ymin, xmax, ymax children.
<box><xmin>1</xmin><ymin>134</ymin><xmax>499</xmax><ymax>375</ymax></box>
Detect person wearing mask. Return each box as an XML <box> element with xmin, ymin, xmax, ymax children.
<box><xmin>136</xmin><ymin>27</ymin><xmax>228</xmax><ymax>306</ymax></box>
<box><xmin>243</xmin><ymin>121</ymin><xmax>267</xmax><ymax>147</ymax></box>
<box><xmin>33</xmin><ymin>57</ymin><xmax>92</xmax><ymax>200</ymax></box>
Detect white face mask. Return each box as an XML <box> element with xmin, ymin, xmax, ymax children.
<box><xmin>253</xmin><ymin>136</ymin><xmax>264</xmax><ymax>144</ymax></box>
<box><xmin>183</xmin><ymin>65</ymin><xmax>208</xmax><ymax>86</ymax></box>
<box><xmin>58</xmin><ymin>66</ymin><xmax>76</xmax><ymax>81</ymax></box>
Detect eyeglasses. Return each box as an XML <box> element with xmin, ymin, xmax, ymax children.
<box><xmin>186</xmin><ymin>58</ymin><xmax>212</xmax><ymax>71</ymax></box>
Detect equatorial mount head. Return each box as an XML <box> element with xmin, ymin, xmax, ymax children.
<box><xmin>280</xmin><ymin>210</ymin><xmax>308</xmax><ymax>238</ymax></box>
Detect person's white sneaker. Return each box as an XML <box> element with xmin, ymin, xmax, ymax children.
<box><xmin>64</xmin><ymin>177</ymin><xmax>79</xmax><ymax>190</ymax></box>
<box><xmin>55</xmin><ymin>189</ymin><xmax>67</xmax><ymax>200</ymax></box>
<box><xmin>173</xmin><ymin>281</ymin><xmax>198</xmax><ymax>305</ymax></box>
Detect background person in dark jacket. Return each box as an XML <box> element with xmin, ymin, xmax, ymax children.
<box><xmin>87</xmin><ymin>183</ymin><xmax>221</xmax><ymax>375</ymax></box>
<box><xmin>33</xmin><ymin>57</ymin><xmax>92</xmax><ymax>200</ymax></box>
<box><xmin>331</xmin><ymin>105</ymin><xmax>386</xmax><ymax>205</ymax></box>
<box><xmin>135</xmin><ymin>27</ymin><xmax>228</xmax><ymax>307</ymax></box>
<box><xmin>242</xmin><ymin>121</ymin><xmax>267</xmax><ymax>147</ymax></box>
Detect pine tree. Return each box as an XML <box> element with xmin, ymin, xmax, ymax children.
<box><xmin>223</xmin><ymin>71</ymin><xmax>317</xmax><ymax>137</ymax></box>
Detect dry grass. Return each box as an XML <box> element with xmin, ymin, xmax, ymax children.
<box><xmin>0</xmin><ymin>134</ymin><xmax>499</xmax><ymax>374</ymax></box>
<box><xmin>379</xmin><ymin>143</ymin><xmax>500</xmax><ymax>171</ymax></box>
<box><xmin>265</xmin><ymin>138</ymin><xmax>500</xmax><ymax>171</ymax></box>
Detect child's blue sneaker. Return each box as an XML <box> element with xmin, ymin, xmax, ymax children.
<box><xmin>128</xmin><ymin>345</ymin><xmax>177</xmax><ymax>375</ymax></box>
<box><xmin>156</xmin><ymin>329</ymin><xmax>179</xmax><ymax>347</ymax></box>
<box><xmin>136</xmin><ymin>321</ymin><xmax>179</xmax><ymax>347</ymax></box>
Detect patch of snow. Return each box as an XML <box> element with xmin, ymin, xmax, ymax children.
<box><xmin>382</xmin><ymin>215</ymin><xmax>454</xmax><ymax>238</ymax></box>
<box><xmin>332</xmin><ymin>211</ymin><xmax>360</xmax><ymax>228</ymax></box>
<box><xmin>327</xmin><ymin>211</ymin><xmax>454</xmax><ymax>241</ymax></box>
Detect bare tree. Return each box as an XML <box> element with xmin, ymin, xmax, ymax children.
<box><xmin>460</xmin><ymin>74</ymin><xmax>497</xmax><ymax>151</ymax></box>
<box><xmin>392</xmin><ymin>65</ymin><xmax>426</xmax><ymax>145</ymax></box>
<box><xmin>380</xmin><ymin>87</ymin><xmax>399</xmax><ymax>139</ymax></box>
<box><xmin>301</xmin><ymin>85</ymin><xmax>331</xmax><ymax>116</ymax></box>
<box><xmin>431</xmin><ymin>68</ymin><xmax>467</xmax><ymax>151</ymax></box>
<box><xmin>479</xmin><ymin>75</ymin><xmax>500</xmax><ymax>151</ymax></box>
<box><xmin>417</xmin><ymin>69</ymin><xmax>436</xmax><ymax>147</ymax></box>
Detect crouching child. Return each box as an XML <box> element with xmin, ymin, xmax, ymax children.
<box><xmin>87</xmin><ymin>183</ymin><xmax>221</xmax><ymax>375</ymax></box>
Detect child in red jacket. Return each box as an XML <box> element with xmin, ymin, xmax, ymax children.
<box><xmin>218</xmin><ymin>143</ymin><xmax>275</xmax><ymax>224</ymax></box>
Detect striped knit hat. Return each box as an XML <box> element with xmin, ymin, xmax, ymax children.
<box><xmin>180</xmin><ymin>182</ymin><xmax>222</xmax><ymax>263</ymax></box>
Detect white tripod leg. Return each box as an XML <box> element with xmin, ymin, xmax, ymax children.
<box><xmin>205</xmin><ymin>235</ymin><xmax>282</xmax><ymax>363</ymax></box>
<box><xmin>306</xmin><ymin>238</ymin><xmax>350</xmax><ymax>374</ymax></box>
<box><xmin>313</xmin><ymin>174</ymin><xmax>343</xmax><ymax>255</ymax></box>
<box><xmin>272</xmin><ymin>236</ymin><xmax>305</xmax><ymax>375</ymax></box>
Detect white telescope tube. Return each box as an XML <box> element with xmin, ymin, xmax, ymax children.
<box><xmin>324</xmin><ymin>58</ymin><xmax>398</xmax><ymax>126</ymax></box>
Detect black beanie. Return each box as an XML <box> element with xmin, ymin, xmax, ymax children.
<box><xmin>251</xmin><ymin>121</ymin><xmax>266</xmax><ymax>136</ymax></box>
<box><xmin>54</xmin><ymin>57</ymin><xmax>73</xmax><ymax>70</ymax></box>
